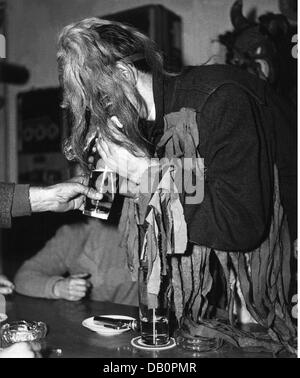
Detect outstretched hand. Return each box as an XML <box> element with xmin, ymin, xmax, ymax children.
<box><xmin>29</xmin><ymin>176</ymin><xmax>103</xmax><ymax>213</ymax></box>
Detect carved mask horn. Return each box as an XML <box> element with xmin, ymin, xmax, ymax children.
<box><xmin>231</xmin><ymin>0</ymin><xmax>252</xmax><ymax>31</ymax></box>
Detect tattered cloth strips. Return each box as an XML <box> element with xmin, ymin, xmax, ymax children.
<box><xmin>136</xmin><ymin>107</ymin><xmax>204</xmax><ymax>309</ymax></box>
<box><xmin>118</xmin><ymin>165</ymin><xmax>188</xmax><ymax>289</ymax></box>
<box><xmin>118</xmin><ymin>197</ymin><xmax>140</xmax><ymax>282</ymax></box>
<box><xmin>118</xmin><ymin>107</ymin><xmax>201</xmax><ymax>301</ymax></box>
<box><xmin>171</xmin><ymin>246</ymin><xmax>213</xmax><ymax>324</ymax></box>
<box><xmin>139</xmin><ymin>166</ymin><xmax>188</xmax><ymax>308</ymax></box>
<box><xmin>156</xmin><ymin>108</ymin><xmax>296</xmax><ymax>355</ymax></box>
<box><xmin>177</xmin><ymin>317</ymin><xmax>292</xmax><ymax>355</ymax></box>
<box><xmin>171</xmin><ymin>169</ymin><xmax>296</xmax><ymax>354</ymax></box>
<box><xmin>120</xmin><ymin>107</ymin><xmax>296</xmax><ymax>354</ymax></box>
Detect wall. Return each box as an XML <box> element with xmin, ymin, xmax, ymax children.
<box><xmin>5</xmin><ymin>0</ymin><xmax>279</xmax><ymax>181</ymax></box>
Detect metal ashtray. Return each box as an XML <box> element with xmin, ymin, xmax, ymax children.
<box><xmin>0</xmin><ymin>320</ymin><xmax>47</xmax><ymax>347</ymax></box>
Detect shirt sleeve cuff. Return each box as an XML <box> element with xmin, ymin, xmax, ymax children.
<box><xmin>45</xmin><ymin>276</ymin><xmax>64</xmax><ymax>299</ymax></box>
<box><xmin>12</xmin><ymin>184</ymin><xmax>32</xmax><ymax>218</ymax></box>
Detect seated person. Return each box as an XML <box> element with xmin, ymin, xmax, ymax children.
<box><xmin>14</xmin><ymin>217</ymin><xmax>138</xmax><ymax>306</ymax></box>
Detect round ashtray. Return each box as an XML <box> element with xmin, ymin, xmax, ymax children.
<box><xmin>0</xmin><ymin>320</ymin><xmax>47</xmax><ymax>346</ymax></box>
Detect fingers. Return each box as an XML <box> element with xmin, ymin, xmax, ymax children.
<box><xmin>69</xmin><ymin>285</ymin><xmax>87</xmax><ymax>293</ymax></box>
<box><xmin>61</xmin><ymin>179</ymin><xmax>102</xmax><ymax>200</ymax></box>
<box><xmin>68</xmin><ymin>290</ymin><xmax>86</xmax><ymax>301</ymax></box>
<box><xmin>71</xmin><ymin>273</ymin><xmax>91</xmax><ymax>279</ymax></box>
<box><xmin>73</xmin><ymin>194</ymin><xmax>85</xmax><ymax>211</ymax></box>
<box><xmin>54</xmin><ymin>277</ymin><xmax>89</xmax><ymax>301</ymax></box>
<box><xmin>0</xmin><ymin>342</ymin><xmax>36</xmax><ymax>358</ymax></box>
<box><xmin>85</xmin><ymin>187</ymin><xmax>103</xmax><ymax>201</ymax></box>
<box><xmin>0</xmin><ymin>276</ymin><xmax>14</xmax><ymax>295</ymax></box>
<box><xmin>69</xmin><ymin>292</ymin><xmax>86</xmax><ymax>300</ymax></box>
<box><xmin>67</xmin><ymin>278</ymin><xmax>90</xmax><ymax>301</ymax></box>
<box><xmin>43</xmin><ymin>181</ymin><xmax>101</xmax><ymax>213</ymax></box>
<box><xmin>74</xmin><ymin>183</ymin><xmax>103</xmax><ymax>201</ymax></box>
<box><xmin>68</xmin><ymin>295</ymin><xmax>84</xmax><ymax>302</ymax></box>
<box><xmin>0</xmin><ymin>276</ymin><xmax>14</xmax><ymax>288</ymax></box>
<box><xmin>0</xmin><ymin>287</ymin><xmax>14</xmax><ymax>295</ymax></box>
<box><xmin>71</xmin><ymin>175</ymin><xmax>89</xmax><ymax>186</ymax></box>
<box><xmin>69</xmin><ymin>278</ymin><xmax>89</xmax><ymax>288</ymax></box>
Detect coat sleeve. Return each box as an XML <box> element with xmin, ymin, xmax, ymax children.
<box><xmin>184</xmin><ymin>84</ymin><xmax>273</xmax><ymax>251</ymax></box>
<box><xmin>11</xmin><ymin>184</ymin><xmax>31</xmax><ymax>218</ymax></box>
<box><xmin>0</xmin><ymin>183</ymin><xmax>31</xmax><ymax>228</ymax></box>
<box><xmin>269</xmin><ymin>92</ymin><xmax>297</xmax><ymax>241</ymax></box>
<box><xmin>0</xmin><ymin>183</ymin><xmax>15</xmax><ymax>228</ymax></box>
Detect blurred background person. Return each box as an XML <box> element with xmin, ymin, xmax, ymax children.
<box><xmin>0</xmin><ymin>178</ymin><xmax>102</xmax><ymax>296</ymax></box>
<box><xmin>14</xmin><ymin>213</ymin><xmax>138</xmax><ymax>306</ymax></box>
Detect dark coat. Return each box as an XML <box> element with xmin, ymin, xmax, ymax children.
<box><xmin>150</xmin><ymin>64</ymin><xmax>296</xmax><ymax>251</ymax></box>
<box><xmin>0</xmin><ymin>182</ymin><xmax>15</xmax><ymax>228</ymax></box>
<box><xmin>0</xmin><ymin>183</ymin><xmax>31</xmax><ymax>228</ymax></box>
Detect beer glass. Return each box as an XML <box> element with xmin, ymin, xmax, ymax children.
<box><xmin>82</xmin><ymin>166</ymin><xmax>117</xmax><ymax>220</ymax></box>
<box><xmin>138</xmin><ymin>262</ymin><xmax>172</xmax><ymax>346</ymax></box>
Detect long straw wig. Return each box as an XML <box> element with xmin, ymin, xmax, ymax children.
<box><xmin>57</xmin><ymin>17</ymin><xmax>165</xmax><ymax>168</ymax></box>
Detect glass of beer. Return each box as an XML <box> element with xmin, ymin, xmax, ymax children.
<box><xmin>138</xmin><ymin>261</ymin><xmax>172</xmax><ymax>346</ymax></box>
<box><xmin>82</xmin><ymin>166</ymin><xmax>117</xmax><ymax>220</ymax></box>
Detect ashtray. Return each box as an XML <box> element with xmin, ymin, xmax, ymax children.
<box><xmin>0</xmin><ymin>320</ymin><xmax>47</xmax><ymax>346</ymax></box>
